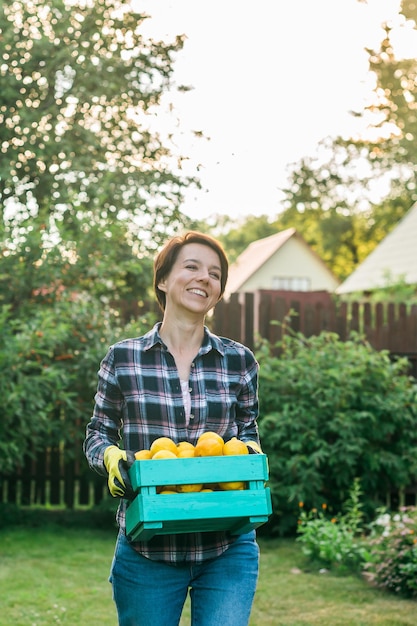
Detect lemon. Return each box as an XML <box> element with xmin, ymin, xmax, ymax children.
<box><xmin>219</xmin><ymin>481</ymin><xmax>246</xmax><ymax>490</ymax></box>
<box><xmin>222</xmin><ymin>437</ymin><xmax>249</xmax><ymax>456</ymax></box>
<box><xmin>134</xmin><ymin>449</ymin><xmax>152</xmax><ymax>460</ymax></box>
<box><xmin>152</xmin><ymin>449</ymin><xmax>177</xmax><ymax>460</ymax></box>
<box><xmin>194</xmin><ymin>437</ymin><xmax>223</xmax><ymax>457</ymax></box>
<box><xmin>176</xmin><ymin>483</ymin><xmax>203</xmax><ymax>493</ymax></box>
<box><xmin>150</xmin><ymin>437</ymin><xmax>178</xmax><ymax>457</ymax></box>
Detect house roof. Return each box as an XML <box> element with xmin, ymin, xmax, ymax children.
<box><xmin>225</xmin><ymin>227</ymin><xmax>338</xmax><ymax>297</ymax></box>
<box><xmin>225</xmin><ymin>228</ymin><xmax>296</xmax><ymax>296</ymax></box>
<box><xmin>336</xmin><ymin>202</ymin><xmax>417</xmax><ymax>294</ymax></box>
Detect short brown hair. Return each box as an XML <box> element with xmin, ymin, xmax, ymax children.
<box><xmin>153</xmin><ymin>231</ymin><xmax>229</xmax><ymax>311</ymax></box>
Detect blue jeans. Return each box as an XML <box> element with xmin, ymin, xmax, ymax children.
<box><xmin>109</xmin><ymin>531</ymin><xmax>260</xmax><ymax>626</ymax></box>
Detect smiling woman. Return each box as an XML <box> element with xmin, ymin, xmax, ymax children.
<box><xmin>153</xmin><ymin>231</ymin><xmax>228</xmax><ymax>313</ymax></box>
<box><xmin>83</xmin><ymin>230</ymin><xmax>264</xmax><ymax>626</ymax></box>
<box><xmin>156</xmin><ymin>244</ymin><xmax>222</xmax><ymax>325</ymax></box>
<box><xmin>155</xmin><ymin>235</ymin><xmax>227</xmax><ymax>379</ymax></box>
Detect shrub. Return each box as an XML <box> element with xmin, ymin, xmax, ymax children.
<box><xmin>363</xmin><ymin>506</ymin><xmax>417</xmax><ymax>598</ymax></box>
<box><xmin>0</xmin><ymin>297</ymin><xmax>155</xmax><ymax>475</ymax></box>
<box><xmin>296</xmin><ymin>478</ymin><xmax>367</xmax><ymax>573</ymax></box>
<box><xmin>256</xmin><ymin>330</ymin><xmax>417</xmax><ymax>536</ymax></box>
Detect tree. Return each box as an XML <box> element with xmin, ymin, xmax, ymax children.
<box><xmin>0</xmin><ymin>0</ymin><xmax>196</xmax><ymax>312</ymax></box>
<box><xmin>275</xmin><ymin>0</ymin><xmax>417</xmax><ymax>280</ymax></box>
<box><xmin>181</xmin><ymin>213</ymin><xmax>279</xmax><ymax>263</ymax></box>
<box><xmin>0</xmin><ymin>0</ymin><xmax>193</xmax><ymax>229</ymax></box>
<box><xmin>0</xmin><ymin>0</ymin><xmax>193</xmax><ymax>475</ymax></box>
<box><xmin>273</xmin><ymin>144</ymin><xmax>379</xmax><ymax>279</ymax></box>
<box><xmin>217</xmin><ymin>215</ymin><xmax>279</xmax><ymax>263</ymax></box>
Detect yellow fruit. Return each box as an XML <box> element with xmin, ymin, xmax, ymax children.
<box><xmin>197</xmin><ymin>431</ymin><xmax>224</xmax><ymax>446</ymax></box>
<box><xmin>150</xmin><ymin>437</ymin><xmax>178</xmax><ymax>457</ymax></box>
<box><xmin>159</xmin><ymin>489</ymin><xmax>178</xmax><ymax>494</ymax></box>
<box><xmin>177</xmin><ymin>442</ymin><xmax>195</xmax><ymax>457</ymax></box>
<box><xmin>177</xmin><ymin>448</ymin><xmax>195</xmax><ymax>458</ymax></box>
<box><xmin>156</xmin><ymin>485</ymin><xmax>175</xmax><ymax>493</ymax></box>
<box><xmin>152</xmin><ymin>449</ymin><xmax>177</xmax><ymax>460</ymax></box>
<box><xmin>176</xmin><ymin>483</ymin><xmax>203</xmax><ymax>493</ymax></box>
<box><xmin>204</xmin><ymin>483</ymin><xmax>218</xmax><ymax>490</ymax></box>
<box><xmin>200</xmin><ymin>488</ymin><xmax>214</xmax><ymax>492</ymax></box>
<box><xmin>134</xmin><ymin>449</ymin><xmax>152</xmax><ymax>460</ymax></box>
<box><xmin>222</xmin><ymin>437</ymin><xmax>249</xmax><ymax>456</ymax></box>
<box><xmin>194</xmin><ymin>437</ymin><xmax>224</xmax><ymax>457</ymax></box>
<box><xmin>177</xmin><ymin>441</ymin><xmax>195</xmax><ymax>452</ymax></box>
<box><xmin>219</xmin><ymin>481</ymin><xmax>246</xmax><ymax>490</ymax></box>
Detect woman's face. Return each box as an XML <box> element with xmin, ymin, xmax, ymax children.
<box><xmin>158</xmin><ymin>243</ymin><xmax>223</xmax><ymax>316</ymax></box>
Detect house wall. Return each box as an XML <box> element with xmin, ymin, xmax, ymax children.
<box><xmin>238</xmin><ymin>237</ymin><xmax>339</xmax><ymax>293</ymax></box>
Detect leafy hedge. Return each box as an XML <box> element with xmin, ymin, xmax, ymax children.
<box><xmin>256</xmin><ymin>331</ymin><xmax>417</xmax><ymax>536</ymax></box>
<box><xmin>0</xmin><ymin>296</ymin><xmax>155</xmax><ymax>475</ymax></box>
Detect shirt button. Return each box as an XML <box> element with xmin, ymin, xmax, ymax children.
<box><xmin>189</xmin><ymin>414</ymin><xmax>194</xmax><ymax>420</ymax></box>
<box><xmin>189</xmin><ymin>387</ymin><xmax>192</xmax><ymax>393</ymax></box>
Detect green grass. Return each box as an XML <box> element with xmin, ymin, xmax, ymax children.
<box><xmin>0</xmin><ymin>527</ymin><xmax>416</xmax><ymax>625</ymax></box>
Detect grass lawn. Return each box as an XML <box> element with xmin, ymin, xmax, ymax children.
<box><xmin>0</xmin><ymin>526</ymin><xmax>416</xmax><ymax>625</ymax></box>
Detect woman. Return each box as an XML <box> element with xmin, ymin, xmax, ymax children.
<box><xmin>83</xmin><ymin>231</ymin><xmax>262</xmax><ymax>626</ymax></box>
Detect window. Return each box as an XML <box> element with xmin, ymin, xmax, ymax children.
<box><xmin>271</xmin><ymin>276</ymin><xmax>311</xmax><ymax>291</ymax></box>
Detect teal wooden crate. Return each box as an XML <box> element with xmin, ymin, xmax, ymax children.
<box><xmin>125</xmin><ymin>455</ymin><xmax>272</xmax><ymax>541</ymax></box>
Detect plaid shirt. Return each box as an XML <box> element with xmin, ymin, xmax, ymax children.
<box><xmin>83</xmin><ymin>322</ymin><xmax>260</xmax><ymax>564</ymax></box>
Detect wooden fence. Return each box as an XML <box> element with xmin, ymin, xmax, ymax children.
<box><xmin>2</xmin><ymin>291</ymin><xmax>417</xmax><ymax>509</ymax></box>
<box><xmin>1</xmin><ymin>446</ymin><xmax>108</xmax><ymax>510</ymax></box>
<box><xmin>213</xmin><ymin>291</ymin><xmax>417</xmax><ymax>378</ymax></box>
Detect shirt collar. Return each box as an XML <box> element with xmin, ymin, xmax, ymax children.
<box><xmin>144</xmin><ymin>322</ymin><xmax>225</xmax><ymax>356</ymax></box>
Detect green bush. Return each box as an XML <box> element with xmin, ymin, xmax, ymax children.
<box><xmin>363</xmin><ymin>506</ymin><xmax>417</xmax><ymax>598</ymax></box>
<box><xmin>296</xmin><ymin>478</ymin><xmax>368</xmax><ymax>573</ymax></box>
<box><xmin>256</xmin><ymin>330</ymin><xmax>417</xmax><ymax>536</ymax></box>
<box><xmin>0</xmin><ymin>296</ymin><xmax>155</xmax><ymax>475</ymax></box>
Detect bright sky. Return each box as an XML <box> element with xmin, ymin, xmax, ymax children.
<box><xmin>136</xmin><ymin>0</ymin><xmax>414</xmax><ymax>222</ymax></box>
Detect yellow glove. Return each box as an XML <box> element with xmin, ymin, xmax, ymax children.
<box><xmin>103</xmin><ymin>445</ymin><xmax>128</xmax><ymax>497</ymax></box>
<box><xmin>246</xmin><ymin>440</ymin><xmax>263</xmax><ymax>454</ymax></box>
